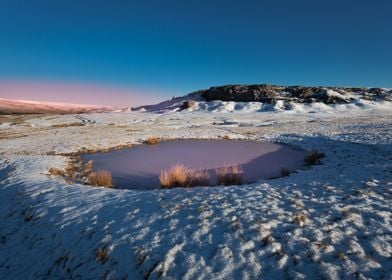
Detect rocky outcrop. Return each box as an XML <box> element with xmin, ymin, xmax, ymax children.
<box><xmin>197</xmin><ymin>84</ymin><xmax>391</xmax><ymax>104</ymax></box>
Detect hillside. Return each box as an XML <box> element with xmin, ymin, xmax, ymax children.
<box><xmin>0</xmin><ymin>98</ymin><xmax>115</xmax><ymax>114</ymax></box>
<box><xmin>134</xmin><ymin>84</ymin><xmax>391</xmax><ymax>113</ymax></box>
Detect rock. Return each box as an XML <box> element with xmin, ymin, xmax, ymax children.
<box><xmin>180</xmin><ymin>100</ymin><xmax>196</xmax><ymax>110</ymax></box>
<box><xmin>196</xmin><ymin>84</ymin><xmax>390</xmax><ymax>104</ymax></box>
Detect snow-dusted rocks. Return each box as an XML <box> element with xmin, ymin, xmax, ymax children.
<box><xmin>133</xmin><ymin>84</ymin><xmax>391</xmax><ymax>113</ymax></box>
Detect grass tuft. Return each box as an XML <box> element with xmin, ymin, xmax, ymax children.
<box><xmin>160</xmin><ymin>164</ymin><xmax>188</xmax><ymax>188</ymax></box>
<box><xmin>88</xmin><ymin>170</ymin><xmax>113</xmax><ymax>188</ymax></box>
<box><xmin>96</xmin><ymin>247</ymin><xmax>108</xmax><ymax>263</ymax></box>
<box><xmin>51</xmin><ymin>122</ymin><xmax>84</xmax><ymax>128</ymax></box>
<box><xmin>48</xmin><ymin>167</ymin><xmax>65</xmax><ymax>176</ymax></box>
<box><xmin>49</xmin><ymin>158</ymin><xmax>113</xmax><ymax>187</ymax></box>
<box><xmin>280</xmin><ymin>168</ymin><xmax>290</xmax><ymax>177</ymax></box>
<box><xmin>65</xmin><ymin>158</ymin><xmax>79</xmax><ymax>179</ymax></box>
<box><xmin>144</xmin><ymin>137</ymin><xmax>160</xmax><ymax>145</ymax></box>
<box><xmin>82</xmin><ymin>160</ymin><xmax>94</xmax><ymax>178</ymax></box>
<box><xmin>305</xmin><ymin>150</ymin><xmax>325</xmax><ymax>165</ymax></box>
<box><xmin>216</xmin><ymin>164</ymin><xmax>243</xmax><ymax>186</ymax></box>
<box><xmin>160</xmin><ymin>164</ymin><xmax>210</xmax><ymax>188</ymax></box>
<box><xmin>187</xmin><ymin>169</ymin><xmax>210</xmax><ymax>187</ymax></box>
<box><xmin>293</xmin><ymin>213</ymin><xmax>308</xmax><ymax>226</ymax></box>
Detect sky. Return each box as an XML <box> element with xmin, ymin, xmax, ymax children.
<box><xmin>0</xmin><ymin>0</ymin><xmax>391</xmax><ymax>106</ymax></box>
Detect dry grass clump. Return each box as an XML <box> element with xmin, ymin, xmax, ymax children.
<box><xmin>160</xmin><ymin>164</ymin><xmax>210</xmax><ymax>188</ymax></box>
<box><xmin>280</xmin><ymin>168</ymin><xmax>290</xmax><ymax>177</ymax></box>
<box><xmin>48</xmin><ymin>167</ymin><xmax>65</xmax><ymax>176</ymax></box>
<box><xmin>187</xmin><ymin>169</ymin><xmax>210</xmax><ymax>187</ymax></box>
<box><xmin>49</xmin><ymin>158</ymin><xmax>113</xmax><ymax>188</ymax></box>
<box><xmin>160</xmin><ymin>164</ymin><xmax>188</xmax><ymax>188</ymax></box>
<box><xmin>88</xmin><ymin>170</ymin><xmax>113</xmax><ymax>188</ymax></box>
<box><xmin>293</xmin><ymin>213</ymin><xmax>308</xmax><ymax>226</ymax></box>
<box><xmin>64</xmin><ymin>156</ymin><xmax>81</xmax><ymax>179</ymax></box>
<box><xmin>51</xmin><ymin>122</ymin><xmax>84</xmax><ymax>128</ymax></box>
<box><xmin>305</xmin><ymin>150</ymin><xmax>325</xmax><ymax>165</ymax></box>
<box><xmin>144</xmin><ymin>137</ymin><xmax>160</xmax><ymax>145</ymax></box>
<box><xmin>216</xmin><ymin>164</ymin><xmax>244</xmax><ymax>186</ymax></box>
<box><xmin>81</xmin><ymin>160</ymin><xmax>94</xmax><ymax>178</ymax></box>
<box><xmin>65</xmin><ymin>163</ymin><xmax>77</xmax><ymax>179</ymax></box>
<box><xmin>95</xmin><ymin>247</ymin><xmax>108</xmax><ymax>263</ymax></box>
<box><xmin>64</xmin><ymin>158</ymin><xmax>94</xmax><ymax>180</ymax></box>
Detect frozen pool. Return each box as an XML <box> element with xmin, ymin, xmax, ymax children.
<box><xmin>82</xmin><ymin>139</ymin><xmax>306</xmax><ymax>189</ymax></box>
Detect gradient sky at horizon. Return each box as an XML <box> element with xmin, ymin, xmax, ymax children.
<box><xmin>0</xmin><ymin>0</ymin><xmax>391</xmax><ymax>106</ymax></box>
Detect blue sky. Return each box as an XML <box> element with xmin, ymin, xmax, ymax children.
<box><xmin>0</xmin><ymin>0</ymin><xmax>391</xmax><ymax>105</ymax></box>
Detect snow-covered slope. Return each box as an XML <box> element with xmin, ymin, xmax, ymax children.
<box><xmin>134</xmin><ymin>85</ymin><xmax>391</xmax><ymax>113</ymax></box>
<box><xmin>0</xmin><ymin>106</ymin><xmax>391</xmax><ymax>279</ymax></box>
<box><xmin>0</xmin><ymin>98</ymin><xmax>117</xmax><ymax>114</ymax></box>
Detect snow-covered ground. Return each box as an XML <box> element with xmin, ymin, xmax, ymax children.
<box><xmin>0</xmin><ymin>103</ymin><xmax>391</xmax><ymax>279</ymax></box>
<box><xmin>0</xmin><ymin>98</ymin><xmax>116</xmax><ymax>114</ymax></box>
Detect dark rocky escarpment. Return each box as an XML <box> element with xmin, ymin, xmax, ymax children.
<box><xmin>196</xmin><ymin>84</ymin><xmax>391</xmax><ymax>104</ymax></box>
<box><xmin>132</xmin><ymin>84</ymin><xmax>391</xmax><ymax>112</ymax></box>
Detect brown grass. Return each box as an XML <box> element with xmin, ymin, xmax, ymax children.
<box><xmin>81</xmin><ymin>160</ymin><xmax>94</xmax><ymax>178</ymax></box>
<box><xmin>88</xmin><ymin>170</ymin><xmax>113</xmax><ymax>187</ymax></box>
<box><xmin>144</xmin><ymin>137</ymin><xmax>160</xmax><ymax>145</ymax></box>
<box><xmin>160</xmin><ymin>164</ymin><xmax>188</xmax><ymax>188</ymax></box>
<box><xmin>305</xmin><ymin>150</ymin><xmax>325</xmax><ymax>165</ymax></box>
<box><xmin>49</xmin><ymin>158</ymin><xmax>111</xmax><ymax>187</ymax></box>
<box><xmin>48</xmin><ymin>167</ymin><xmax>65</xmax><ymax>176</ymax></box>
<box><xmin>293</xmin><ymin>213</ymin><xmax>308</xmax><ymax>225</ymax></box>
<box><xmin>280</xmin><ymin>168</ymin><xmax>290</xmax><ymax>177</ymax></box>
<box><xmin>95</xmin><ymin>247</ymin><xmax>108</xmax><ymax>263</ymax></box>
<box><xmin>159</xmin><ymin>164</ymin><xmax>210</xmax><ymax>188</ymax></box>
<box><xmin>187</xmin><ymin>169</ymin><xmax>210</xmax><ymax>187</ymax></box>
<box><xmin>51</xmin><ymin>122</ymin><xmax>84</xmax><ymax>128</ymax></box>
<box><xmin>216</xmin><ymin>164</ymin><xmax>243</xmax><ymax>186</ymax></box>
<box><xmin>65</xmin><ymin>163</ymin><xmax>77</xmax><ymax>179</ymax></box>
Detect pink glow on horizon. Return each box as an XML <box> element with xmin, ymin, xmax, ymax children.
<box><xmin>0</xmin><ymin>81</ymin><xmax>165</xmax><ymax>107</ymax></box>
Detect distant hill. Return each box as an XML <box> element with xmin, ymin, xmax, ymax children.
<box><xmin>0</xmin><ymin>98</ymin><xmax>116</xmax><ymax>114</ymax></box>
<box><xmin>134</xmin><ymin>84</ymin><xmax>391</xmax><ymax>113</ymax></box>
<box><xmin>196</xmin><ymin>84</ymin><xmax>391</xmax><ymax>103</ymax></box>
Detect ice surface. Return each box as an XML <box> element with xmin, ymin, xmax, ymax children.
<box><xmin>82</xmin><ymin>139</ymin><xmax>306</xmax><ymax>189</ymax></box>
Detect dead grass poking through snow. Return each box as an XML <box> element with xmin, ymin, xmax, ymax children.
<box><xmin>188</xmin><ymin>169</ymin><xmax>210</xmax><ymax>187</ymax></box>
<box><xmin>51</xmin><ymin>122</ymin><xmax>84</xmax><ymax>128</ymax></box>
<box><xmin>144</xmin><ymin>137</ymin><xmax>159</xmax><ymax>145</ymax></box>
<box><xmin>293</xmin><ymin>213</ymin><xmax>308</xmax><ymax>226</ymax></box>
<box><xmin>159</xmin><ymin>164</ymin><xmax>210</xmax><ymax>188</ymax></box>
<box><xmin>305</xmin><ymin>149</ymin><xmax>325</xmax><ymax>165</ymax></box>
<box><xmin>48</xmin><ymin>167</ymin><xmax>65</xmax><ymax>176</ymax></box>
<box><xmin>280</xmin><ymin>168</ymin><xmax>290</xmax><ymax>177</ymax></box>
<box><xmin>216</xmin><ymin>164</ymin><xmax>244</xmax><ymax>186</ymax></box>
<box><xmin>95</xmin><ymin>247</ymin><xmax>108</xmax><ymax>263</ymax></box>
<box><xmin>49</xmin><ymin>158</ymin><xmax>113</xmax><ymax>187</ymax></box>
<box><xmin>160</xmin><ymin>164</ymin><xmax>187</xmax><ymax>188</ymax></box>
<box><xmin>81</xmin><ymin>160</ymin><xmax>94</xmax><ymax>178</ymax></box>
<box><xmin>88</xmin><ymin>170</ymin><xmax>113</xmax><ymax>188</ymax></box>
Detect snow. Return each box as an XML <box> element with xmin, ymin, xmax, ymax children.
<box><xmin>133</xmin><ymin>93</ymin><xmax>392</xmax><ymax>114</ymax></box>
<box><xmin>0</xmin><ymin>98</ymin><xmax>116</xmax><ymax>114</ymax></box>
<box><xmin>0</xmin><ymin>104</ymin><xmax>391</xmax><ymax>279</ymax></box>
